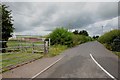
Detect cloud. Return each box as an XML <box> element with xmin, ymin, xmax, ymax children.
<box><xmin>3</xmin><ymin>2</ymin><xmax>118</xmax><ymax>36</ymax></box>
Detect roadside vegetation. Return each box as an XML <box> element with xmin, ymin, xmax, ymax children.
<box><xmin>1</xmin><ymin>52</ymin><xmax>43</xmax><ymax>73</ymax></box>
<box><xmin>47</xmin><ymin>45</ymin><xmax>67</xmax><ymax>57</ymax></box>
<box><xmin>98</xmin><ymin>29</ymin><xmax>120</xmax><ymax>58</ymax></box>
<box><xmin>48</xmin><ymin>27</ymin><xmax>92</xmax><ymax>48</ymax></box>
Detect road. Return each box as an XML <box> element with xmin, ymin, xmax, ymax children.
<box><xmin>35</xmin><ymin>41</ymin><xmax>119</xmax><ymax>79</ymax></box>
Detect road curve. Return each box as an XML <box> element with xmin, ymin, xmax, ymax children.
<box><xmin>35</xmin><ymin>41</ymin><xmax>119</xmax><ymax>79</ymax></box>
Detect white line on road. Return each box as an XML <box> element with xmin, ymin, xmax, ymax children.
<box><xmin>30</xmin><ymin>56</ymin><xmax>65</xmax><ymax>80</ymax></box>
<box><xmin>90</xmin><ymin>54</ymin><xmax>116</xmax><ymax>80</ymax></box>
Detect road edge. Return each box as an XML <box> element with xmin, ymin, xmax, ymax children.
<box><xmin>30</xmin><ymin>55</ymin><xmax>65</xmax><ymax>79</ymax></box>
<box><xmin>90</xmin><ymin>54</ymin><xmax>116</xmax><ymax>80</ymax></box>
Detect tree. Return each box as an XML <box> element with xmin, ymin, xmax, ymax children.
<box><xmin>0</xmin><ymin>4</ymin><xmax>14</xmax><ymax>53</ymax></box>
<box><xmin>79</xmin><ymin>30</ymin><xmax>89</xmax><ymax>36</ymax></box>
<box><xmin>93</xmin><ymin>35</ymin><xmax>99</xmax><ymax>39</ymax></box>
<box><xmin>49</xmin><ymin>27</ymin><xmax>73</xmax><ymax>47</ymax></box>
<box><xmin>73</xmin><ymin>30</ymin><xmax>79</xmax><ymax>35</ymax></box>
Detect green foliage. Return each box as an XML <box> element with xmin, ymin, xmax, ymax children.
<box><xmin>72</xmin><ymin>34</ymin><xmax>81</xmax><ymax>46</ymax></box>
<box><xmin>49</xmin><ymin>28</ymin><xmax>92</xmax><ymax>47</ymax></box>
<box><xmin>93</xmin><ymin>35</ymin><xmax>99</xmax><ymax>40</ymax></box>
<box><xmin>71</xmin><ymin>34</ymin><xmax>92</xmax><ymax>46</ymax></box>
<box><xmin>0</xmin><ymin>4</ymin><xmax>14</xmax><ymax>52</ymax></box>
<box><xmin>73</xmin><ymin>30</ymin><xmax>79</xmax><ymax>34</ymax></box>
<box><xmin>1</xmin><ymin>52</ymin><xmax>43</xmax><ymax>72</ymax></box>
<box><xmin>103</xmin><ymin>43</ymin><xmax>112</xmax><ymax>51</ymax></box>
<box><xmin>114</xmin><ymin>52</ymin><xmax>120</xmax><ymax>58</ymax></box>
<box><xmin>49</xmin><ymin>27</ymin><xmax>73</xmax><ymax>47</ymax></box>
<box><xmin>73</xmin><ymin>30</ymin><xmax>89</xmax><ymax>36</ymax></box>
<box><xmin>98</xmin><ymin>29</ymin><xmax>120</xmax><ymax>44</ymax></box>
<box><xmin>79</xmin><ymin>30</ymin><xmax>89</xmax><ymax>36</ymax></box>
<box><xmin>48</xmin><ymin>45</ymin><xmax>67</xmax><ymax>57</ymax></box>
<box><xmin>98</xmin><ymin>29</ymin><xmax>120</xmax><ymax>52</ymax></box>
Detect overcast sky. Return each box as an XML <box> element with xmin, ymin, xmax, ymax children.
<box><xmin>3</xmin><ymin>1</ymin><xmax>119</xmax><ymax>36</ymax></box>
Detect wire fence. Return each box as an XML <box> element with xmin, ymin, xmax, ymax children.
<box><xmin>0</xmin><ymin>37</ymin><xmax>50</xmax><ymax>73</ymax></box>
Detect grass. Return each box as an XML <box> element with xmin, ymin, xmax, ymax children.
<box><xmin>1</xmin><ymin>39</ymin><xmax>45</xmax><ymax>73</ymax></box>
<box><xmin>0</xmin><ymin>45</ymin><xmax>67</xmax><ymax>73</ymax></box>
<box><xmin>98</xmin><ymin>29</ymin><xmax>120</xmax><ymax>44</ymax></box>
<box><xmin>102</xmin><ymin>43</ymin><xmax>120</xmax><ymax>58</ymax></box>
<box><xmin>1</xmin><ymin>39</ymin><xmax>68</xmax><ymax>72</ymax></box>
<box><xmin>46</xmin><ymin>45</ymin><xmax>67</xmax><ymax>57</ymax></box>
<box><xmin>98</xmin><ymin>29</ymin><xmax>120</xmax><ymax>58</ymax></box>
<box><xmin>113</xmin><ymin>52</ymin><xmax>120</xmax><ymax>58</ymax></box>
<box><xmin>1</xmin><ymin>52</ymin><xmax>43</xmax><ymax>72</ymax></box>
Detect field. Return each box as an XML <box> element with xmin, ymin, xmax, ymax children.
<box><xmin>0</xmin><ymin>37</ymin><xmax>45</xmax><ymax>73</ymax></box>
<box><xmin>0</xmin><ymin>37</ymin><xmax>67</xmax><ymax>73</ymax></box>
<box><xmin>0</xmin><ymin>52</ymin><xmax>43</xmax><ymax>73</ymax></box>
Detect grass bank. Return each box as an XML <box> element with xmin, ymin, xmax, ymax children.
<box><xmin>46</xmin><ymin>45</ymin><xmax>67</xmax><ymax>57</ymax></box>
<box><xmin>0</xmin><ymin>44</ymin><xmax>67</xmax><ymax>73</ymax></box>
<box><xmin>98</xmin><ymin>29</ymin><xmax>120</xmax><ymax>58</ymax></box>
<box><xmin>1</xmin><ymin>52</ymin><xmax>43</xmax><ymax>73</ymax></box>
<box><xmin>113</xmin><ymin>52</ymin><xmax>120</xmax><ymax>58</ymax></box>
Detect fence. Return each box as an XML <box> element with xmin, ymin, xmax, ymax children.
<box><xmin>0</xmin><ymin>37</ymin><xmax>50</xmax><ymax>73</ymax></box>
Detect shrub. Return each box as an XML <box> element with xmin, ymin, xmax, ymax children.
<box><xmin>72</xmin><ymin>34</ymin><xmax>81</xmax><ymax>46</ymax></box>
<box><xmin>72</xmin><ymin>34</ymin><xmax>92</xmax><ymax>46</ymax></box>
<box><xmin>98</xmin><ymin>29</ymin><xmax>120</xmax><ymax>44</ymax></box>
<box><xmin>49</xmin><ymin>27</ymin><xmax>73</xmax><ymax>47</ymax></box>
<box><xmin>49</xmin><ymin>27</ymin><xmax>92</xmax><ymax>47</ymax></box>
<box><xmin>98</xmin><ymin>29</ymin><xmax>120</xmax><ymax>51</ymax></box>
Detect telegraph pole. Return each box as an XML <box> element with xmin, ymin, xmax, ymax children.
<box><xmin>102</xmin><ymin>26</ymin><xmax>104</xmax><ymax>35</ymax></box>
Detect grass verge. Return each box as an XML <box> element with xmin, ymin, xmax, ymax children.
<box><xmin>1</xmin><ymin>52</ymin><xmax>43</xmax><ymax>73</ymax></box>
<box><xmin>46</xmin><ymin>45</ymin><xmax>67</xmax><ymax>57</ymax></box>
<box><xmin>0</xmin><ymin>45</ymin><xmax>67</xmax><ymax>73</ymax></box>
<box><xmin>113</xmin><ymin>52</ymin><xmax>120</xmax><ymax>58</ymax></box>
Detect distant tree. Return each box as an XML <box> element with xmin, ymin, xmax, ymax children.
<box><xmin>73</xmin><ymin>30</ymin><xmax>79</xmax><ymax>34</ymax></box>
<box><xmin>0</xmin><ymin>4</ymin><xmax>14</xmax><ymax>53</ymax></box>
<box><xmin>93</xmin><ymin>36</ymin><xmax>99</xmax><ymax>39</ymax></box>
<box><xmin>79</xmin><ymin>30</ymin><xmax>89</xmax><ymax>36</ymax></box>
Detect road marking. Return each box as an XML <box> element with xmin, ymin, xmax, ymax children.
<box><xmin>90</xmin><ymin>54</ymin><xmax>116</xmax><ymax>80</ymax></box>
<box><xmin>30</xmin><ymin>56</ymin><xmax>64</xmax><ymax>80</ymax></box>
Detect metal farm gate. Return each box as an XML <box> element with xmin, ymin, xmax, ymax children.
<box><xmin>0</xmin><ymin>38</ymin><xmax>50</xmax><ymax>73</ymax></box>
<box><xmin>0</xmin><ymin>38</ymin><xmax>50</xmax><ymax>54</ymax></box>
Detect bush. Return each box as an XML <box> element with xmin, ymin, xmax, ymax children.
<box><xmin>98</xmin><ymin>29</ymin><xmax>120</xmax><ymax>44</ymax></box>
<box><xmin>103</xmin><ymin>43</ymin><xmax>112</xmax><ymax>51</ymax></box>
<box><xmin>98</xmin><ymin>29</ymin><xmax>120</xmax><ymax>51</ymax></box>
<box><xmin>49</xmin><ymin>27</ymin><xmax>92</xmax><ymax>47</ymax></box>
<box><xmin>49</xmin><ymin>28</ymin><xmax>73</xmax><ymax>47</ymax></box>
<box><xmin>72</xmin><ymin>34</ymin><xmax>92</xmax><ymax>46</ymax></box>
<box><xmin>71</xmin><ymin>34</ymin><xmax>81</xmax><ymax>46</ymax></box>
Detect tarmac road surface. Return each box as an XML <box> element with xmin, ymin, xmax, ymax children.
<box><xmin>36</xmin><ymin>41</ymin><xmax>119</xmax><ymax>79</ymax></box>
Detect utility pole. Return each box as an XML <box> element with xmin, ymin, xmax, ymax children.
<box><xmin>102</xmin><ymin>26</ymin><xmax>104</xmax><ymax>35</ymax></box>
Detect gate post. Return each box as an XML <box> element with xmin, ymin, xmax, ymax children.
<box><xmin>49</xmin><ymin>38</ymin><xmax>50</xmax><ymax>48</ymax></box>
<box><xmin>44</xmin><ymin>41</ymin><xmax>48</xmax><ymax>54</ymax></box>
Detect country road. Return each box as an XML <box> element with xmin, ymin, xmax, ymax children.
<box><xmin>35</xmin><ymin>41</ymin><xmax>119</xmax><ymax>79</ymax></box>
